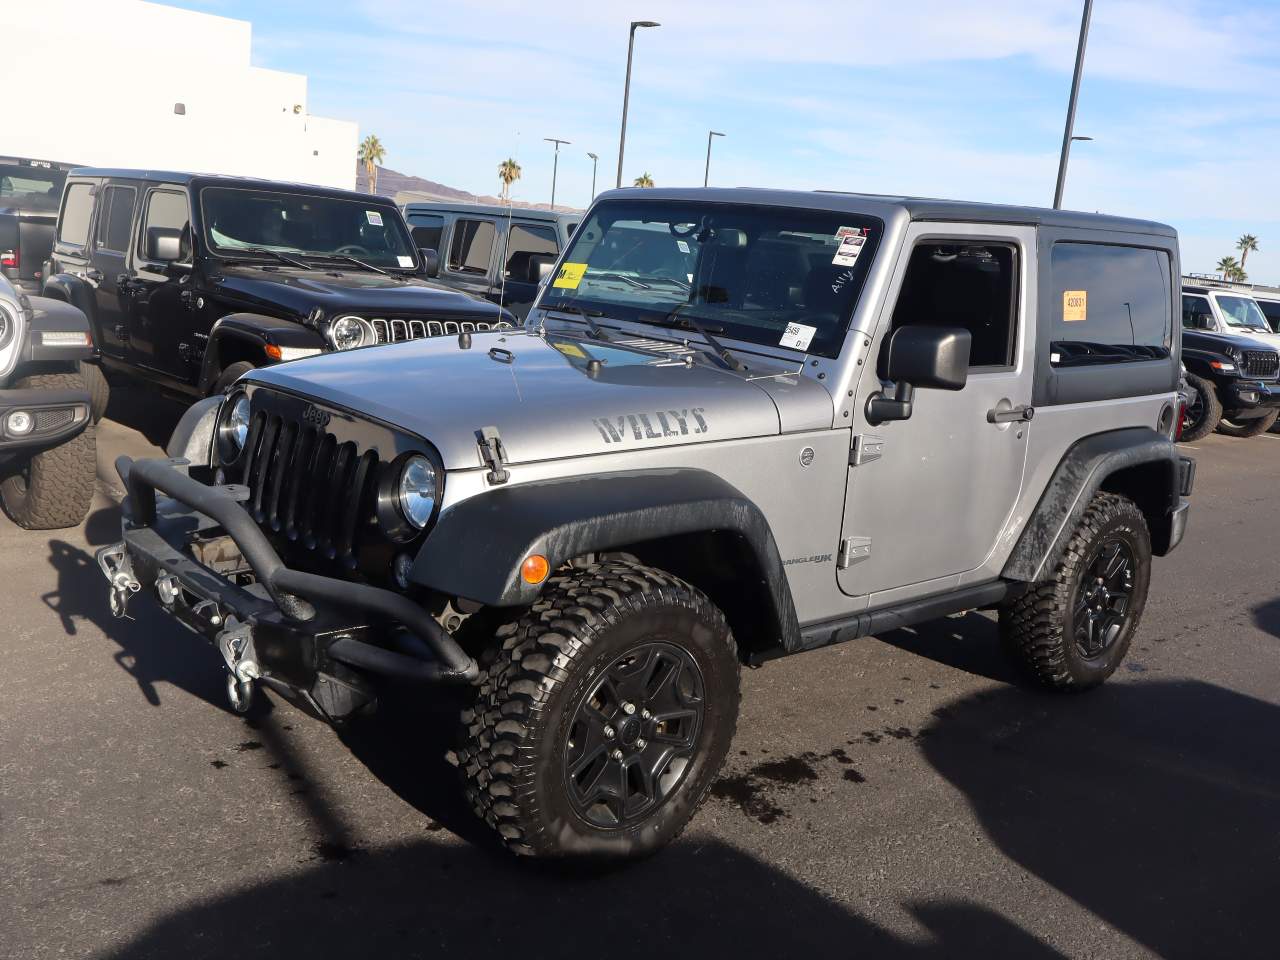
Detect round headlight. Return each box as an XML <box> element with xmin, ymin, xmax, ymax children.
<box><xmin>223</xmin><ymin>393</ymin><xmax>251</xmax><ymax>453</ymax></box>
<box><xmin>397</xmin><ymin>455</ymin><xmax>437</xmax><ymax>529</ymax></box>
<box><xmin>0</xmin><ymin>304</ymin><xmax>14</xmax><ymax>351</ymax></box>
<box><xmin>329</xmin><ymin>315</ymin><xmax>372</xmax><ymax>351</ymax></box>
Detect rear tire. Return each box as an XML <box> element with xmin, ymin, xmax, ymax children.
<box><xmin>999</xmin><ymin>493</ymin><xmax>1151</xmax><ymax>691</ymax></box>
<box><xmin>456</xmin><ymin>560</ymin><xmax>740</xmax><ymax>859</ymax></box>
<box><xmin>0</xmin><ymin>370</ymin><xmax>96</xmax><ymax>530</ymax></box>
<box><xmin>79</xmin><ymin>360</ymin><xmax>110</xmax><ymax>423</ymax></box>
<box><xmin>1179</xmin><ymin>373</ymin><xmax>1221</xmax><ymax>442</ymax></box>
<box><xmin>212</xmin><ymin>361</ymin><xmax>255</xmax><ymax>396</ymax></box>
<box><xmin>1216</xmin><ymin>409</ymin><xmax>1278</xmax><ymax>438</ymax></box>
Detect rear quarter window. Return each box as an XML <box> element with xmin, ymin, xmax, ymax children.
<box><xmin>57</xmin><ymin>182</ymin><xmax>95</xmax><ymax>246</ymax></box>
<box><xmin>1049</xmin><ymin>242</ymin><xmax>1172</xmax><ymax>366</ymax></box>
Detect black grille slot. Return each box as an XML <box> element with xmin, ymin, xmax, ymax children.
<box><xmin>1243</xmin><ymin>351</ymin><xmax>1279</xmax><ymax>380</ymax></box>
<box><xmin>235</xmin><ymin>412</ymin><xmax>380</xmax><ymax>566</ymax></box>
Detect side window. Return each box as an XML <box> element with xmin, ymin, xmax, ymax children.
<box><xmin>406</xmin><ymin>212</ymin><xmax>444</xmax><ymax>252</ymax></box>
<box><xmin>138</xmin><ymin>190</ymin><xmax>191</xmax><ymax>261</ymax></box>
<box><xmin>57</xmin><ymin>183</ymin><xmax>95</xmax><ymax>246</ymax></box>
<box><xmin>1181</xmin><ymin>295</ymin><xmax>1214</xmax><ymax>330</ymax></box>
<box><xmin>447</xmin><ymin>218</ymin><xmax>496</xmax><ymax>274</ymax></box>
<box><xmin>94</xmin><ymin>186</ymin><xmax>137</xmax><ymax>253</ymax></box>
<box><xmin>890</xmin><ymin>243</ymin><xmax>1018</xmax><ymax>368</ymax></box>
<box><xmin>1256</xmin><ymin>299</ymin><xmax>1280</xmax><ymax>333</ymax></box>
<box><xmin>1049</xmin><ymin>243</ymin><xmax>1171</xmax><ymax>365</ymax></box>
<box><xmin>504</xmin><ymin>223</ymin><xmax>558</xmax><ymax>280</ymax></box>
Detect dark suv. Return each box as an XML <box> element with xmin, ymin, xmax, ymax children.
<box><xmin>1</xmin><ymin>157</ymin><xmax>78</xmax><ymax>295</ymax></box>
<box><xmin>43</xmin><ymin>170</ymin><xmax>516</xmax><ymax>413</ymax></box>
<box><xmin>1180</xmin><ymin>291</ymin><xmax>1280</xmax><ymax>439</ymax></box>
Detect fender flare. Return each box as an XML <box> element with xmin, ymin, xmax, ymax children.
<box><xmin>165</xmin><ymin>395</ymin><xmax>223</xmax><ymax>466</ymax></box>
<box><xmin>1003</xmin><ymin>427</ymin><xmax>1186</xmax><ymax>583</ymax></box>
<box><xmin>1180</xmin><ymin>350</ymin><xmax>1230</xmax><ymax>380</ymax></box>
<box><xmin>22</xmin><ymin>296</ymin><xmax>95</xmax><ymax>363</ymax></box>
<box><xmin>411</xmin><ymin>468</ymin><xmax>802</xmax><ymax>649</ymax></box>
<box><xmin>199</xmin><ymin>314</ymin><xmax>323</xmax><ymax>392</ymax></box>
<box><xmin>40</xmin><ymin>274</ymin><xmax>97</xmax><ymax>336</ymax></box>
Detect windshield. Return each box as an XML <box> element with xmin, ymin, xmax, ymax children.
<box><xmin>0</xmin><ymin>163</ymin><xmax>67</xmax><ymax>212</ymax></box>
<box><xmin>1215</xmin><ymin>294</ymin><xmax>1271</xmax><ymax>331</ymax></box>
<box><xmin>538</xmin><ymin>200</ymin><xmax>881</xmax><ymax>358</ymax></box>
<box><xmin>200</xmin><ymin>187</ymin><xmax>418</xmax><ymax>269</ymax></box>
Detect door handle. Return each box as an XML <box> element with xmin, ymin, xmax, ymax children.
<box><xmin>86</xmin><ymin>268</ymin><xmax>103</xmax><ymax>282</ymax></box>
<box><xmin>987</xmin><ymin>404</ymin><xmax>1035</xmax><ymax>424</ymax></box>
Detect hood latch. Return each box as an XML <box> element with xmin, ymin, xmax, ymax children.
<box><xmin>476</xmin><ymin>425</ymin><xmax>510</xmax><ymax>485</ymax></box>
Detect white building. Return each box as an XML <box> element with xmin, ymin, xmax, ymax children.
<box><xmin>2</xmin><ymin>0</ymin><xmax>357</xmax><ymax>189</ymax></box>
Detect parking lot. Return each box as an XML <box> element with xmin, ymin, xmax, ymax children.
<box><xmin>1</xmin><ymin>386</ymin><xmax>1277</xmax><ymax>959</ymax></box>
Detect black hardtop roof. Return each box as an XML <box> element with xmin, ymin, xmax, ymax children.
<box><xmin>593</xmin><ymin>186</ymin><xmax>1177</xmax><ymax>238</ymax></box>
<box><xmin>1</xmin><ymin>156</ymin><xmax>81</xmax><ymax>170</ymax></box>
<box><xmin>402</xmin><ymin>200</ymin><xmax>578</xmax><ymax>223</ymax></box>
<box><xmin>66</xmin><ymin>169</ymin><xmax>397</xmax><ymax>205</ymax></box>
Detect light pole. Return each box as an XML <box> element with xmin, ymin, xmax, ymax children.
<box><xmin>703</xmin><ymin>130</ymin><xmax>725</xmax><ymax>187</ymax></box>
<box><xmin>616</xmin><ymin>20</ymin><xmax>660</xmax><ymax>189</ymax></box>
<box><xmin>1053</xmin><ymin>0</ymin><xmax>1094</xmax><ymax>209</ymax></box>
<box><xmin>545</xmin><ymin>137</ymin><xmax>570</xmax><ymax>211</ymax></box>
<box><xmin>587</xmin><ymin>152</ymin><xmax>598</xmax><ymax>200</ymax></box>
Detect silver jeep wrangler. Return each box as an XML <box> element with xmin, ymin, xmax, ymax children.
<box><xmin>100</xmin><ymin>188</ymin><xmax>1194</xmax><ymax>859</ymax></box>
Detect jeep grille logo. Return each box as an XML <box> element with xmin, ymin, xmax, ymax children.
<box><xmin>302</xmin><ymin>403</ymin><xmax>331</xmax><ymax>428</ymax></box>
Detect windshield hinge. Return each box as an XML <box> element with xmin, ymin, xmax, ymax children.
<box><xmin>850</xmin><ymin>435</ymin><xmax>884</xmax><ymax>466</ymax></box>
<box><xmin>476</xmin><ymin>426</ymin><xmax>510</xmax><ymax>485</ymax></box>
<box><xmin>837</xmin><ymin>537</ymin><xmax>872</xmax><ymax>570</ymax></box>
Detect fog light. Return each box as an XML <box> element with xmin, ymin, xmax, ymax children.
<box><xmin>6</xmin><ymin>410</ymin><xmax>33</xmax><ymax>436</ymax></box>
<box><xmin>1239</xmin><ymin>392</ymin><xmax>1258</xmax><ymax>403</ymax></box>
<box><xmin>521</xmin><ymin>554</ymin><xmax>550</xmax><ymax>585</ymax></box>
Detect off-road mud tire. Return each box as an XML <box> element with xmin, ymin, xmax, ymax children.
<box><xmin>999</xmin><ymin>492</ymin><xmax>1151</xmax><ymax>691</ymax></box>
<box><xmin>1179</xmin><ymin>372</ymin><xmax>1221</xmax><ymax>442</ymax></box>
<box><xmin>1216</xmin><ymin>409</ymin><xmax>1279</xmax><ymax>438</ymax></box>
<box><xmin>456</xmin><ymin>560</ymin><xmax>740</xmax><ymax>859</ymax></box>
<box><xmin>212</xmin><ymin>361</ymin><xmax>255</xmax><ymax>396</ymax></box>
<box><xmin>0</xmin><ymin>370</ymin><xmax>96</xmax><ymax>530</ymax></box>
<box><xmin>79</xmin><ymin>360</ymin><xmax>109</xmax><ymax>423</ymax></box>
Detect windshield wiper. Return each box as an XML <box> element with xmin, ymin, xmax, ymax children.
<box><xmin>546</xmin><ymin>303</ymin><xmax>609</xmax><ymax>340</ymax></box>
<box><xmin>308</xmin><ymin>253</ymin><xmax>390</xmax><ymax>276</ymax></box>
<box><xmin>589</xmin><ymin>272</ymin><xmax>651</xmax><ymax>290</ymax></box>
<box><xmin>645</xmin><ymin>306</ymin><xmax>746</xmax><ymax>372</ymax></box>
<box><xmin>229</xmin><ymin>248</ymin><xmax>312</xmax><ymax>270</ymax></box>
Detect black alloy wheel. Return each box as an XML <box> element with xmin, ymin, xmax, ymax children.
<box><xmin>1072</xmin><ymin>539</ymin><xmax>1135</xmax><ymax>660</ymax></box>
<box><xmin>563</xmin><ymin>641</ymin><xmax>705</xmax><ymax>829</ymax></box>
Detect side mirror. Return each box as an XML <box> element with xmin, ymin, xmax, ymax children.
<box><xmin>866</xmin><ymin>326</ymin><xmax>971</xmax><ymax>425</ymax></box>
<box><xmin>527</xmin><ymin>253</ymin><xmax>556</xmax><ymax>285</ymax></box>
<box><xmin>418</xmin><ymin>247</ymin><xmax>440</xmax><ymax>278</ymax></box>
<box><xmin>146</xmin><ymin>226</ymin><xmax>182</xmax><ymax>262</ymax></box>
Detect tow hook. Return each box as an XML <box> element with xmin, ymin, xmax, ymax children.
<box><xmin>96</xmin><ymin>543</ymin><xmax>141</xmax><ymax>619</ymax></box>
<box><xmin>217</xmin><ymin>617</ymin><xmax>260</xmax><ymax>714</ymax></box>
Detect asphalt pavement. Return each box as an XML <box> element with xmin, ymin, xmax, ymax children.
<box><xmin>2</xmin><ymin>386</ymin><xmax>1278</xmax><ymax>959</ymax></box>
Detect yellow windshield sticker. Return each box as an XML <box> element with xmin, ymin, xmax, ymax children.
<box><xmin>553</xmin><ymin>262</ymin><xmax>588</xmax><ymax>289</ymax></box>
<box><xmin>1063</xmin><ymin>290</ymin><xmax>1087</xmax><ymax>322</ymax></box>
<box><xmin>552</xmin><ymin>341</ymin><xmax>588</xmax><ymax>359</ymax></box>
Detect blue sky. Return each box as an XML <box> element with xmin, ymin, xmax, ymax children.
<box><xmin>176</xmin><ymin>0</ymin><xmax>1280</xmax><ymax>281</ymax></box>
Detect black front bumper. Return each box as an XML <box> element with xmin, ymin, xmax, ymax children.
<box><xmin>0</xmin><ymin>385</ymin><xmax>89</xmax><ymax>452</ymax></box>
<box><xmin>1220</xmin><ymin>379</ymin><xmax>1280</xmax><ymax>417</ymax></box>
<box><xmin>104</xmin><ymin>456</ymin><xmax>478</xmax><ymax>721</ymax></box>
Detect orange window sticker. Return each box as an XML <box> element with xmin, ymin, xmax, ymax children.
<box><xmin>1063</xmin><ymin>290</ymin><xmax>1087</xmax><ymax>322</ymax></box>
<box><xmin>553</xmin><ymin>262</ymin><xmax>588</xmax><ymax>289</ymax></box>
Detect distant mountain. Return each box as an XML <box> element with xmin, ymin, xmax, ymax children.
<box><xmin>355</xmin><ymin>163</ymin><xmax>579</xmax><ymax>212</ymax></box>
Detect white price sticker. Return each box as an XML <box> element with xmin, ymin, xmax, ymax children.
<box><xmin>366</xmin><ymin>210</ymin><xmax>384</xmax><ymax>226</ymax></box>
<box><xmin>779</xmin><ymin>322</ymin><xmax>817</xmax><ymax>351</ymax></box>
<box><xmin>832</xmin><ymin>233</ymin><xmax>865</xmax><ymax>267</ymax></box>
<box><xmin>397</xmin><ymin>255</ymin><xmax>415</xmax><ymax>268</ymax></box>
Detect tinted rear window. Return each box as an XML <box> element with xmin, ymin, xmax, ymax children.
<box><xmin>0</xmin><ymin>162</ymin><xmax>67</xmax><ymax>212</ymax></box>
<box><xmin>1049</xmin><ymin>243</ymin><xmax>1172</xmax><ymax>366</ymax></box>
<box><xmin>58</xmin><ymin>183</ymin><xmax>94</xmax><ymax>246</ymax></box>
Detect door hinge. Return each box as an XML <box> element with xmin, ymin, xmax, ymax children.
<box><xmin>837</xmin><ymin>536</ymin><xmax>871</xmax><ymax>569</ymax></box>
<box><xmin>476</xmin><ymin>425</ymin><xmax>510</xmax><ymax>485</ymax></box>
<box><xmin>850</xmin><ymin>434</ymin><xmax>884</xmax><ymax>466</ymax></box>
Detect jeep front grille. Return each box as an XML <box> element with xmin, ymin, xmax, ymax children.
<box><xmin>236</xmin><ymin>410</ymin><xmax>379</xmax><ymax>566</ymax></box>
<box><xmin>1243</xmin><ymin>350</ymin><xmax>1279</xmax><ymax>380</ymax></box>
<box><xmin>371</xmin><ymin>317</ymin><xmax>512</xmax><ymax>344</ymax></box>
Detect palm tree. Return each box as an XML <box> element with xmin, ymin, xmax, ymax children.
<box><xmin>498</xmin><ymin>158</ymin><xmax>522</xmax><ymax>203</ymax></box>
<box><xmin>1216</xmin><ymin>255</ymin><xmax>1240</xmax><ymax>280</ymax></box>
<box><xmin>358</xmin><ymin>135</ymin><xmax>386</xmax><ymax>194</ymax></box>
<box><xmin>1237</xmin><ymin>234</ymin><xmax>1259</xmax><ymax>270</ymax></box>
<box><xmin>1231</xmin><ymin>264</ymin><xmax>1248</xmax><ymax>282</ymax></box>
<box><xmin>633</xmin><ymin>172</ymin><xmax>655</xmax><ymax>188</ymax></box>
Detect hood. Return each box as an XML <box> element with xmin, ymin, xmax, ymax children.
<box><xmin>1183</xmin><ymin>328</ymin><xmax>1280</xmax><ymax>355</ymax></box>
<box><xmin>212</xmin><ymin>265</ymin><xmax>511</xmax><ymax>322</ymax></box>
<box><xmin>244</xmin><ymin>331</ymin><xmax>816</xmax><ymax>469</ymax></box>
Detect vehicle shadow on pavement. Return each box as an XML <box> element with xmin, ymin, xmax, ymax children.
<box><xmin>922</xmin><ymin>679</ymin><xmax>1280</xmax><ymax>960</ymax></box>
<box><xmin>874</xmin><ymin>611</ymin><xmax>1023</xmax><ymax>685</ymax></box>
<box><xmin>99</xmin><ymin>835</ymin><xmax>1070</xmax><ymax>960</ymax></box>
<box><xmin>103</xmin><ymin>381</ymin><xmax>188</xmax><ymax>449</ymax></box>
<box><xmin>1252</xmin><ymin>597</ymin><xmax>1280</xmax><ymax>640</ymax></box>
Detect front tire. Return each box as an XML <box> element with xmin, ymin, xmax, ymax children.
<box><xmin>79</xmin><ymin>360</ymin><xmax>110</xmax><ymax>423</ymax></box>
<box><xmin>1216</xmin><ymin>409</ymin><xmax>1279</xmax><ymax>438</ymax></box>
<box><xmin>999</xmin><ymin>492</ymin><xmax>1151</xmax><ymax>691</ymax></box>
<box><xmin>1179</xmin><ymin>372</ymin><xmax>1221</xmax><ymax>442</ymax></box>
<box><xmin>457</xmin><ymin>560</ymin><xmax>740</xmax><ymax>859</ymax></box>
<box><xmin>211</xmin><ymin>361</ymin><xmax>255</xmax><ymax>396</ymax></box>
<box><xmin>0</xmin><ymin>370</ymin><xmax>96</xmax><ymax>530</ymax></box>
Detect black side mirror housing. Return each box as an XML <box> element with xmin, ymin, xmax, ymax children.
<box><xmin>866</xmin><ymin>326</ymin><xmax>971</xmax><ymax>425</ymax></box>
<box><xmin>146</xmin><ymin>226</ymin><xmax>183</xmax><ymax>262</ymax></box>
<box><xmin>418</xmin><ymin>248</ymin><xmax>440</xmax><ymax>278</ymax></box>
<box><xmin>526</xmin><ymin>253</ymin><xmax>556</xmax><ymax>284</ymax></box>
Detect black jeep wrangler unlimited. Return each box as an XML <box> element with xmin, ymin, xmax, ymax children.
<box><xmin>43</xmin><ymin>170</ymin><xmax>516</xmax><ymax>416</ymax></box>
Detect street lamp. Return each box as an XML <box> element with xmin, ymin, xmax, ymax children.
<box><xmin>703</xmin><ymin>130</ymin><xmax>725</xmax><ymax>187</ymax></box>
<box><xmin>1053</xmin><ymin>0</ymin><xmax>1094</xmax><ymax>209</ymax></box>
<box><xmin>587</xmin><ymin>152</ymin><xmax>599</xmax><ymax>200</ymax></box>
<box><xmin>616</xmin><ymin>20</ymin><xmax>660</xmax><ymax>189</ymax></box>
<box><xmin>545</xmin><ymin>137</ymin><xmax>570</xmax><ymax>212</ymax></box>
